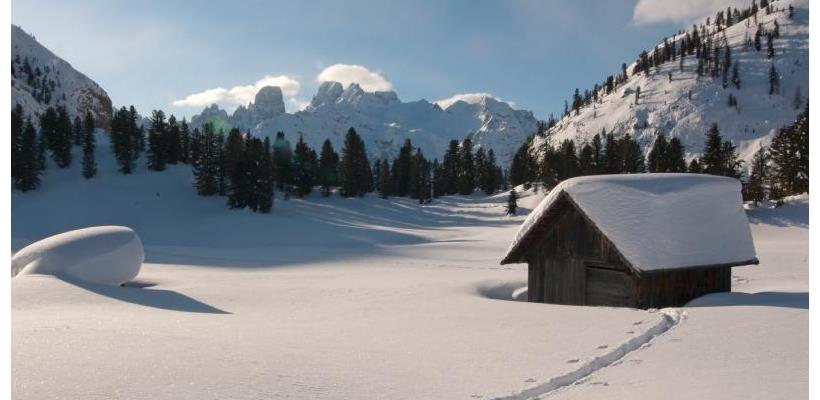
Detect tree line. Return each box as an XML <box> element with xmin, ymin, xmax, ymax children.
<box><xmin>13</xmin><ymin>103</ymin><xmax>509</xmax><ymax>212</ymax></box>
<box><xmin>11</xmin><ymin>104</ymin><xmax>96</xmax><ymax>191</ymax></box>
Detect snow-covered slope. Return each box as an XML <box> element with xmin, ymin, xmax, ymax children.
<box><xmin>534</xmin><ymin>0</ymin><xmax>808</xmax><ymax>166</ymax></box>
<box><xmin>190</xmin><ymin>81</ymin><xmax>540</xmax><ymax>166</ymax></box>
<box><xmin>11</xmin><ymin>25</ymin><xmax>113</xmax><ymax>129</ymax></box>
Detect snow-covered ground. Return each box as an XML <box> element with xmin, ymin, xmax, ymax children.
<box><xmin>11</xmin><ymin>144</ymin><xmax>807</xmax><ymax>399</ymax></box>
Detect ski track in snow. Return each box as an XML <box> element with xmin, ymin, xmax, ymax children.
<box><xmin>492</xmin><ymin>309</ymin><xmax>686</xmax><ymax>400</ymax></box>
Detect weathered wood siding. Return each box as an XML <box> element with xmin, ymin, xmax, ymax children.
<box><xmin>524</xmin><ymin>194</ymin><xmax>732</xmax><ymax>309</ymax></box>
<box><xmin>635</xmin><ymin>267</ymin><xmax>731</xmax><ymax>308</ymax></box>
<box><xmin>525</xmin><ymin>196</ymin><xmax>635</xmax><ymax>306</ymax></box>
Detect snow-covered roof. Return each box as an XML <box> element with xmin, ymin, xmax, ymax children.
<box><xmin>501</xmin><ymin>174</ymin><xmax>758</xmax><ymax>272</ymax></box>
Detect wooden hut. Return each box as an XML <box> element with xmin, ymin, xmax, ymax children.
<box><xmin>501</xmin><ymin>174</ymin><xmax>758</xmax><ymax>309</ymax></box>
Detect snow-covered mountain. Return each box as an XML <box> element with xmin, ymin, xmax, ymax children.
<box><xmin>533</xmin><ymin>0</ymin><xmax>808</xmax><ymax>166</ymax></box>
<box><xmin>190</xmin><ymin>81</ymin><xmax>540</xmax><ymax>166</ymax></box>
<box><xmin>11</xmin><ymin>25</ymin><xmax>113</xmax><ymax>129</ymax></box>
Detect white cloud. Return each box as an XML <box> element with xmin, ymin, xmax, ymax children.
<box><xmin>316</xmin><ymin>64</ymin><xmax>393</xmax><ymax>92</ymax></box>
<box><xmin>434</xmin><ymin>93</ymin><xmax>515</xmax><ymax>110</ymax></box>
<box><xmin>173</xmin><ymin>75</ymin><xmax>300</xmax><ymax>108</ymax></box>
<box><xmin>288</xmin><ymin>97</ymin><xmax>310</xmax><ymax>112</ymax></box>
<box><xmin>633</xmin><ymin>0</ymin><xmax>748</xmax><ymax>25</ymax></box>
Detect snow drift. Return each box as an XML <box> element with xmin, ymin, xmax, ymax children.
<box><xmin>11</xmin><ymin>226</ymin><xmax>144</xmax><ymax>285</ymax></box>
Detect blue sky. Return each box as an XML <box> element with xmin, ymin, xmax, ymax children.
<box><xmin>11</xmin><ymin>0</ymin><xmax>739</xmax><ymax>120</ymax></box>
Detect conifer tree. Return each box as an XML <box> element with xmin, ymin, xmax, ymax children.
<box><xmin>392</xmin><ymin>139</ymin><xmax>414</xmax><ymax>197</ymax></box>
<box><xmin>81</xmin><ymin>111</ymin><xmax>96</xmax><ymax>179</ymax></box>
<box><xmin>457</xmin><ymin>138</ymin><xmax>475</xmax><ymax>194</ymax></box>
<box><xmin>688</xmin><ymin>158</ymin><xmax>703</xmax><ymax>173</ymax></box>
<box><xmin>338</xmin><ymin>127</ymin><xmax>371</xmax><ymax>197</ymax></box>
<box><xmin>442</xmin><ymin>140</ymin><xmax>461</xmax><ymax>194</ymax></box>
<box><xmin>193</xmin><ymin>123</ymin><xmax>220</xmax><ymax>196</ymax></box>
<box><xmin>647</xmin><ymin>133</ymin><xmax>669</xmax><ymax>172</ymax></box>
<box><xmin>505</xmin><ymin>189</ymin><xmax>518</xmax><ymax>216</ymax></box>
<box><xmin>555</xmin><ymin>139</ymin><xmax>579</xmax><ymax>180</ymax></box>
<box><xmin>15</xmin><ymin>118</ymin><xmax>40</xmax><ymax>191</ymax></box>
<box><xmin>11</xmin><ymin>104</ymin><xmax>24</xmax><ymax>182</ymax></box>
<box><xmin>166</xmin><ymin>115</ymin><xmax>182</xmax><ymax>164</ymax></box>
<box><xmin>509</xmin><ymin>141</ymin><xmax>532</xmax><ymax>188</ymax></box>
<box><xmin>72</xmin><ymin>115</ymin><xmax>83</xmax><ymax>146</ymax></box>
<box><xmin>318</xmin><ymin>139</ymin><xmax>339</xmax><ymax>196</ymax></box>
<box><xmin>769</xmin><ymin>64</ymin><xmax>779</xmax><ymax>95</ymax></box>
<box><xmin>602</xmin><ymin>133</ymin><xmax>621</xmax><ymax>173</ymax></box>
<box><xmin>746</xmin><ymin>145</ymin><xmax>769</xmax><ymax>205</ymax></box>
<box><xmin>702</xmin><ymin>123</ymin><xmax>725</xmax><ymax>175</ymax></box>
<box><xmin>620</xmin><ymin>134</ymin><xmax>645</xmax><ymax>173</ymax></box>
<box><xmin>666</xmin><ymin>137</ymin><xmax>687</xmax><ymax>172</ymax></box>
<box><xmin>146</xmin><ymin>110</ymin><xmax>167</xmax><ymax>171</ymax></box>
<box><xmin>377</xmin><ymin>159</ymin><xmax>391</xmax><ymax>198</ymax></box>
<box><xmin>226</xmin><ymin>131</ymin><xmax>250</xmax><ymax>209</ymax></box>
<box><xmin>256</xmin><ymin>137</ymin><xmax>274</xmax><ymax>212</ymax></box>
<box><xmin>179</xmin><ymin>118</ymin><xmax>191</xmax><ymax>164</ymax></box>
<box><xmin>769</xmin><ymin>106</ymin><xmax>808</xmax><ymax>195</ymax></box>
<box><xmin>292</xmin><ymin>135</ymin><xmax>318</xmax><ymax>197</ymax></box>
<box><xmin>272</xmin><ymin>132</ymin><xmax>293</xmax><ymax>191</ymax></box>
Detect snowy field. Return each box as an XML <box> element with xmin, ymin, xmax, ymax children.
<box><xmin>11</xmin><ymin>146</ymin><xmax>808</xmax><ymax>399</ymax></box>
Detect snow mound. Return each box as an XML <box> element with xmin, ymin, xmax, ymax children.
<box><xmin>11</xmin><ymin>226</ymin><xmax>144</xmax><ymax>286</ymax></box>
<box><xmin>503</xmin><ymin>174</ymin><xmax>757</xmax><ymax>272</ymax></box>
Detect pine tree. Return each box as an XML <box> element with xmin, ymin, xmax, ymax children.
<box><xmin>634</xmin><ymin>86</ymin><xmax>641</xmax><ymax>105</ymax></box>
<box><xmin>179</xmin><ymin>118</ymin><xmax>191</xmax><ymax>163</ymax></box>
<box><xmin>457</xmin><ymin>138</ymin><xmax>475</xmax><ymax>195</ymax></box>
<box><xmin>620</xmin><ymin>134</ymin><xmax>645</xmax><ymax>173</ymax></box>
<box><xmin>166</xmin><ymin>114</ymin><xmax>182</xmax><ymax>164</ymax></box>
<box><xmin>702</xmin><ymin>123</ymin><xmax>725</xmax><ymax>175</ymax></box>
<box><xmin>505</xmin><ymin>189</ymin><xmax>518</xmax><ymax>216</ymax></box>
<box><xmin>338</xmin><ymin>127</ymin><xmax>371</xmax><ymax>197</ymax></box>
<box><xmin>647</xmin><ymin>133</ymin><xmax>669</xmax><ymax>172</ymax></box>
<box><xmin>272</xmin><ymin>132</ymin><xmax>293</xmax><ymax>191</ymax></box>
<box><xmin>377</xmin><ymin>158</ymin><xmax>391</xmax><ymax>198</ymax></box>
<box><xmin>769</xmin><ymin>106</ymin><xmax>809</xmax><ymax>195</ymax></box>
<box><xmin>11</xmin><ymin>104</ymin><xmax>24</xmax><ymax>183</ymax></box>
<box><xmin>688</xmin><ymin>158</ymin><xmax>703</xmax><ymax>173</ymax></box>
<box><xmin>392</xmin><ymin>139</ymin><xmax>414</xmax><ymax>196</ymax></box>
<box><xmin>439</xmin><ymin>140</ymin><xmax>460</xmax><ymax>194</ymax></box>
<box><xmin>769</xmin><ymin>64</ymin><xmax>780</xmax><ymax>95</ymax></box>
<box><xmin>746</xmin><ymin>145</ymin><xmax>769</xmax><ymax>205</ymax></box>
<box><xmin>602</xmin><ymin>133</ymin><xmax>621</xmax><ymax>173</ymax></box>
<box><xmin>256</xmin><ymin>137</ymin><xmax>274</xmax><ymax>212</ymax></box>
<box><xmin>193</xmin><ymin>123</ymin><xmax>220</xmax><ymax>196</ymax></box>
<box><xmin>226</xmin><ymin>131</ymin><xmax>250</xmax><ymax>209</ymax></box>
<box><xmin>555</xmin><ymin>139</ymin><xmax>579</xmax><ymax>180</ymax></box>
<box><xmin>81</xmin><ymin>111</ymin><xmax>96</xmax><ymax>179</ymax></box>
<box><xmin>666</xmin><ymin>137</ymin><xmax>687</xmax><ymax>172</ymax></box>
<box><xmin>72</xmin><ymin>115</ymin><xmax>83</xmax><ymax>146</ymax></box>
<box><xmin>15</xmin><ymin>118</ymin><xmax>40</xmax><ymax>191</ymax></box>
<box><xmin>318</xmin><ymin>139</ymin><xmax>339</xmax><ymax>196</ymax></box>
<box><xmin>109</xmin><ymin>107</ymin><xmax>139</xmax><ymax>174</ymax></box>
<box><xmin>509</xmin><ymin>141</ymin><xmax>532</xmax><ymax>188</ymax></box>
<box><xmin>146</xmin><ymin>110</ymin><xmax>167</xmax><ymax>171</ymax></box>
<box><xmin>292</xmin><ymin>135</ymin><xmax>318</xmax><ymax>197</ymax></box>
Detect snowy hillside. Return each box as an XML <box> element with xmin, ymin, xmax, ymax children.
<box><xmin>535</xmin><ymin>0</ymin><xmax>808</xmax><ymax>165</ymax></box>
<box><xmin>190</xmin><ymin>81</ymin><xmax>540</xmax><ymax>166</ymax></box>
<box><xmin>11</xmin><ymin>25</ymin><xmax>113</xmax><ymax>129</ymax></box>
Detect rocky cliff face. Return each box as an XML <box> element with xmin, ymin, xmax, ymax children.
<box><xmin>191</xmin><ymin>82</ymin><xmax>540</xmax><ymax>166</ymax></box>
<box><xmin>11</xmin><ymin>25</ymin><xmax>113</xmax><ymax>129</ymax></box>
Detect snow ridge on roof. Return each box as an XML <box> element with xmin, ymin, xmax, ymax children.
<box><xmin>502</xmin><ymin>174</ymin><xmax>757</xmax><ymax>272</ymax></box>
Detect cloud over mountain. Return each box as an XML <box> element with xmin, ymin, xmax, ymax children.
<box><xmin>316</xmin><ymin>64</ymin><xmax>393</xmax><ymax>92</ymax></box>
<box><xmin>173</xmin><ymin>75</ymin><xmax>301</xmax><ymax>108</ymax></box>
<box><xmin>632</xmin><ymin>0</ymin><xmax>748</xmax><ymax>24</ymax></box>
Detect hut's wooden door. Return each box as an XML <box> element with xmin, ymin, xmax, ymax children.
<box><xmin>585</xmin><ymin>264</ymin><xmax>631</xmax><ymax>307</ymax></box>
